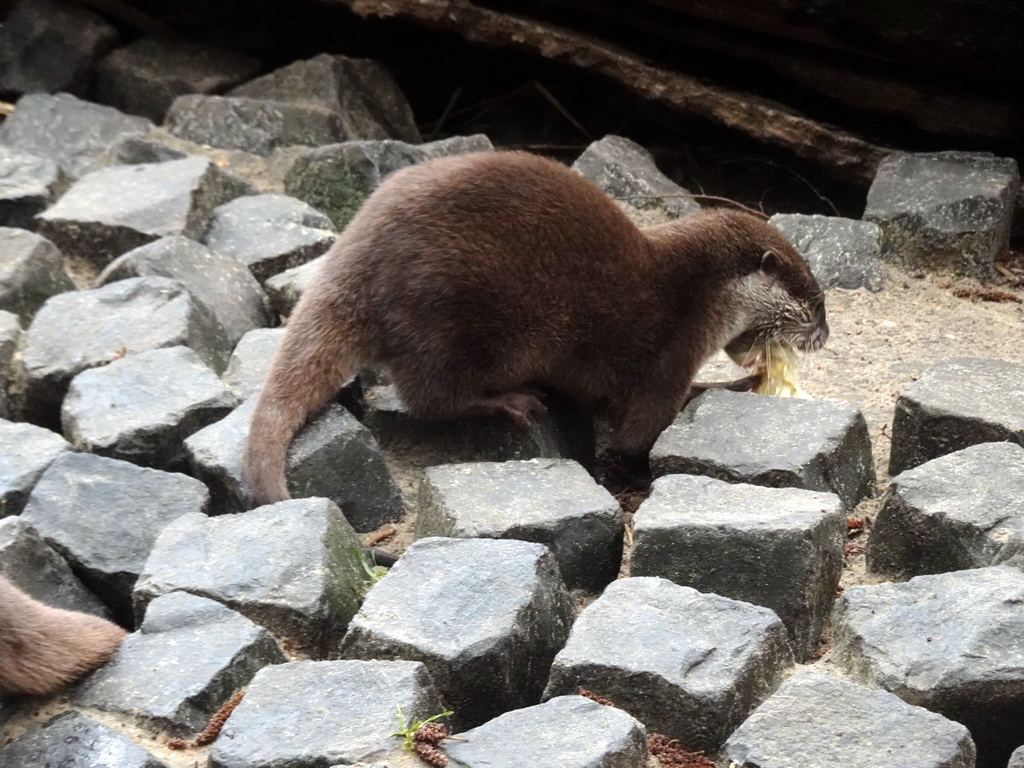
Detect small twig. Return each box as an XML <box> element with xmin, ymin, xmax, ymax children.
<box><xmin>365</xmin><ymin>525</ymin><xmax>398</xmax><ymax>546</ymax></box>
<box><xmin>426</xmin><ymin>85</ymin><xmax>464</xmax><ymax>140</ymax></box>
<box><xmin>0</xmin><ymin>103</ymin><xmax>14</xmax><ymax>116</ymax></box>
<box><xmin>723</xmin><ymin>157</ymin><xmax>840</xmax><ymax>215</ymax></box>
<box><xmin>614</xmin><ymin>192</ymin><xmax>767</xmax><ymax>219</ymax></box>
<box><xmin>531</xmin><ymin>81</ymin><xmax>592</xmax><ymax>140</ymax></box>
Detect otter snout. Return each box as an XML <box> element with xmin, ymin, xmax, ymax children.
<box><xmin>798</xmin><ymin>305</ymin><xmax>829</xmax><ymax>353</ymax></box>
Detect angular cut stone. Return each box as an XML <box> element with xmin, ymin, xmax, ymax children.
<box><xmin>74</xmin><ymin>591</ymin><xmax>284</xmax><ymax>735</ymax></box>
<box><xmin>97</xmin><ymin>134</ymin><xmax>189</xmax><ymax>167</ymax></box>
<box><xmin>889</xmin><ymin>357</ymin><xmax>1024</xmax><ymax>475</ymax></box>
<box><xmin>770</xmin><ymin>213</ymin><xmax>884</xmax><ymax>291</ymax></box>
<box><xmin>20</xmin><ymin>451</ymin><xmax>209</xmax><ymax>621</ymax></box>
<box><xmin>651</xmin><ymin>389</ymin><xmax>875</xmax><ymax>510</ymax></box>
<box><xmin>263</xmin><ymin>254</ymin><xmax>321</xmax><ymax>317</ymax></box>
<box><xmin>721</xmin><ymin>670</ymin><xmax>976</xmax><ymax>768</ymax></box>
<box><xmin>207</xmin><ymin>660</ymin><xmax>444</xmax><ymax>768</ymax></box>
<box><xmin>0</xmin><ymin>311</ymin><xmax>18</xmax><ymax>420</ymax></box>
<box><xmin>0</xmin><ymin>148</ymin><xmax>65</xmax><ymax>230</ymax></box>
<box><xmin>0</xmin><ymin>711</ymin><xmax>166</xmax><ymax>768</ymax></box>
<box><xmin>134</xmin><ymin>498</ymin><xmax>368</xmax><ymax>656</ymax></box>
<box><xmin>416</xmin><ymin>459</ymin><xmax>622</xmax><ymax>590</ymax></box>
<box><xmin>631</xmin><ymin>474</ymin><xmax>844</xmax><ymax>661</ymax></box>
<box><xmin>341</xmin><ymin>537</ymin><xmax>575</xmax><ymax>730</ymax></box>
<box><xmin>0</xmin><ymin>418</ymin><xmax>70</xmax><ymax>517</ymax></box>
<box><xmin>221</xmin><ymin>327</ymin><xmax>283</xmax><ymax>400</ymax></box>
<box><xmin>0</xmin><ymin>228</ymin><xmax>74</xmax><ymax>323</ymax></box>
<box><xmin>543</xmin><ymin>576</ymin><xmax>794</xmax><ymax>752</ymax></box>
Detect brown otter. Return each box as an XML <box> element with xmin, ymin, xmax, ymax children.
<box><xmin>245</xmin><ymin>151</ymin><xmax>828</xmax><ymax>506</ymax></box>
<box><xmin>0</xmin><ymin>576</ymin><xmax>126</xmax><ymax>696</ymax></box>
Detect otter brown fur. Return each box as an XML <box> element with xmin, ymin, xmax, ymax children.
<box><xmin>0</xmin><ymin>576</ymin><xmax>126</xmax><ymax>696</ymax></box>
<box><xmin>245</xmin><ymin>151</ymin><xmax>828</xmax><ymax>506</ymax></box>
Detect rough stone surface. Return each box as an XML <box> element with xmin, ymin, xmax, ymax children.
<box><xmin>0</xmin><ymin>418</ymin><xmax>70</xmax><ymax>516</ymax></box>
<box><xmin>1010</xmin><ymin>746</ymin><xmax>1024</xmax><ymax>768</ymax></box>
<box><xmin>37</xmin><ymin>155</ymin><xmax>252</xmax><ymax>269</ymax></box>
<box><xmin>543</xmin><ymin>576</ymin><xmax>794</xmax><ymax>752</ymax></box>
<box><xmin>889</xmin><ymin>357</ymin><xmax>1024</xmax><ymax>475</ymax></box>
<box><xmin>20</xmin><ymin>451</ymin><xmax>209</xmax><ymax>621</ymax></box>
<box><xmin>134</xmin><ymin>498</ymin><xmax>368</xmax><ymax>656</ymax></box>
<box><xmin>572</xmin><ymin>135</ymin><xmax>701</xmax><ymax>219</ymax></box>
<box><xmin>222</xmin><ymin>327</ymin><xmax>283</xmax><ymax>399</ymax></box>
<box><xmin>62</xmin><ymin>346</ymin><xmax>239</xmax><ymax>471</ymax></box>
<box><xmin>416</xmin><ymin>459</ymin><xmax>623</xmax><ymax>590</ymax></box>
<box><xmin>0</xmin><ymin>311</ymin><xmax>18</xmax><ymax>420</ymax></box>
<box><xmin>0</xmin><ymin>93</ymin><xmax>152</xmax><ymax>180</ymax></box>
<box><xmin>98</xmin><ymin>235</ymin><xmax>271</xmax><ymax>351</ymax></box>
<box><xmin>23</xmin><ymin>276</ymin><xmax>233</xmax><ymax>429</ymax></box>
<box><xmin>74</xmin><ymin>591</ymin><xmax>284</xmax><ymax>735</ymax></box>
<box><xmin>447</xmin><ymin>695</ymin><xmax>648</xmax><ymax>768</ymax></box>
<box><xmin>97</xmin><ymin>134</ymin><xmax>189</xmax><ymax>167</ymax></box>
<box><xmin>184</xmin><ymin>399</ymin><xmax>401</xmax><ymax>527</ymax></box>
<box><xmin>832</xmin><ymin>565</ymin><xmax>1024</xmax><ymax>767</ymax></box>
<box><xmin>201</xmin><ymin>193</ymin><xmax>335</xmax><ymax>282</ymax></box>
<box><xmin>262</xmin><ymin>254</ymin><xmax>322</xmax><ymax>317</ymax></box>
<box><xmin>207</xmin><ymin>660</ymin><xmax>444</xmax><ymax>768</ymax></box>
<box><xmin>770</xmin><ymin>213</ymin><xmax>884</xmax><ymax>291</ymax></box>
<box><xmin>96</xmin><ymin>36</ymin><xmax>261</xmax><ymax>122</ymax></box>
<box><xmin>721</xmin><ymin>669</ymin><xmax>976</xmax><ymax>768</ymax></box>
<box><xmin>0</xmin><ymin>148</ymin><xmax>65</xmax><ymax>230</ymax></box>
<box><xmin>0</xmin><ymin>711</ymin><xmax>166</xmax><ymax>768</ymax></box>
<box><xmin>0</xmin><ymin>227</ymin><xmax>74</xmax><ymax>323</ymax></box>
<box><xmin>864</xmin><ymin>150</ymin><xmax>1020</xmax><ymax>278</ymax></box>
<box><xmin>651</xmin><ymin>389</ymin><xmax>875</xmax><ymax>510</ymax></box>
<box><xmin>631</xmin><ymin>474</ymin><xmax>844</xmax><ymax>661</ymax></box>
<box><xmin>341</xmin><ymin>537</ymin><xmax>575</xmax><ymax>730</ymax></box>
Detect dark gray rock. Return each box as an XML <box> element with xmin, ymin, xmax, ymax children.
<box><xmin>96</xmin><ymin>36</ymin><xmax>261</xmax><ymax>123</ymax></box>
<box><xmin>201</xmin><ymin>193</ymin><xmax>335</xmax><ymax>282</ymax></box>
<box><xmin>832</xmin><ymin>565</ymin><xmax>1024</xmax><ymax>767</ymax></box>
<box><xmin>721</xmin><ymin>669</ymin><xmax>976</xmax><ymax>768</ymax></box>
<box><xmin>98</xmin><ymin>235</ymin><xmax>271</xmax><ymax>351</ymax></box>
<box><xmin>74</xmin><ymin>591</ymin><xmax>284</xmax><ymax>735</ymax></box>
<box><xmin>572</xmin><ymin>135</ymin><xmax>701</xmax><ymax>219</ymax></box>
<box><xmin>651</xmin><ymin>389</ymin><xmax>875</xmax><ymax>510</ymax></box>
<box><xmin>134</xmin><ymin>498</ymin><xmax>368</xmax><ymax>656</ymax></box>
<box><xmin>229</xmin><ymin>53</ymin><xmax>420</xmax><ymax>144</ymax></box>
<box><xmin>341</xmin><ymin>537</ymin><xmax>574</xmax><ymax>730</ymax></box>
<box><xmin>0</xmin><ymin>418</ymin><xmax>70</xmax><ymax>517</ymax></box>
<box><xmin>0</xmin><ymin>148</ymin><xmax>65</xmax><ymax>230</ymax></box>
<box><xmin>770</xmin><ymin>213</ymin><xmax>884</xmax><ymax>291</ymax></box>
<box><xmin>543</xmin><ymin>576</ymin><xmax>793</xmax><ymax>752</ymax></box>
<box><xmin>97</xmin><ymin>134</ymin><xmax>189</xmax><ymax>166</ymax></box>
<box><xmin>262</xmin><ymin>254</ymin><xmax>322</xmax><ymax>317</ymax></box>
<box><xmin>184</xmin><ymin>399</ymin><xmax>401</xmax><ymax>528</ymax></box>
<box><xmin>864</xmin><ymin>150</ymin><xmax>1020</xmax><ymax>278</ymax></box>
<box><xmin>37</xmin><ymin>155</ymin><xmax>252</xmax><ymax>269</ymax></box>
<box><xmin>62</xmin><ymin>346</ymin><xmax>239</xmax><ymax>471</ymax></box>
<box><xmin>0</xmin><ymin>517</ymin><xmax>111</xmax><ymax>618</ymax></box>
<box><xmin>631</xmin><ymin>474</ymin><xmax>844</xmax><ymax>661</ymax></box>
<box><xmin>20</xmin><ymin>451</ymin><xmax>209</xmax><ymax>621</ymax></box>
<box><xmin>0</xmin><ymin>93</ymin><xmax>151</xmax><ymax>180</ymax></box>
<box><xmin>207</xmin><ymin>659</ymin><xmax>445</xmax><ymax>768</ymax></box>
<box><xmin>0</xmin><ymin>311</ymin><xmax>18</xmax><ymax>420</ymax></box>
<box><xmin>0</xmin><ymin>711</ymin><xmax>166</xmax><ymax>768</ymax></box>
<box><xmin>447</xmin><ymin>695</ymin><xmax>648</xmax><ymax>768</ymax></box>
<box><xmin>416</xmin><ymin>459</ymin><xmax>623</xmax><ymax>590</ymax></box>
<box><xmin>23</xmin><ymin>276</ymin><xmax>232</xmax><ymax>429</ymax></box>
<box><xmin>222</xmin><ymin>327</ymin><xmax>283</xmax><ymax>399</ymax></box>
<box><xmin>889</xmin><ymin>357</ymin><xmax>1024</xmax><ymax>475</ymax></box>
<box><xmin>869</xmin><ymin>442</ymin><xmax>1024</xmax><ymax>579</ymax></box>
<box><xmin>0</xmin><ymin>227</ymin><xmax>74</xmax><ymax>323</ymax></box>
<box><xmin>0</xmin><ymin>0</ymin><xmax>118</xmax><ymax>97</ymax></box>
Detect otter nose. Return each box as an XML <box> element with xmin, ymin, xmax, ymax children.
<box><xmin>810</xmin><ymin>318</ymin><xmax>829</xmax><ymax>351</ymax></box>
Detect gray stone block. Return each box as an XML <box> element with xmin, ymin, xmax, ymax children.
<box><xmin>447</xmin><ymin>695</ymin><xmax>648</xmax><ymax>768</ymax></box>
<box><xmin>201</xmin><ymin>193</ymin><xmax>335</xmax><ymax>282</ymax></box>
<box><xmin>134</xmin><ymin>498</ymin><xmax>368</xmax><ymax>655</ymax></box>
<box><xmin>1010</xmin><ymin>746</ymin><xmax>1024</xmax><ymax>768</ymax></box>
<box><xmin>341</xmin><ymin>537</ymin><xmax>574</xmax><ymax>730</ymax></box>
<box><xmin>543</xmin><ymin>576</ymin><xmax>793</xmax><ymax>752</ymax></box>
<box><xmin>0</xmin><ymin>228</ymin><xmax>74</xmax><ymax>323</ymax></box>
<box><xmin>770</xmin><ymin>212</ymin><xmax>884</xmax><ymax>291</ymax></box>
<box><xmin>0</xmin><ymin>711</ymin><xmax>166</xmax><ymax>768</ymax></box>
<box><xmin>572</xmin><ymin>135</ymin><xmax>701</xmax><ymax>219</ymax></box>
<box><xmin>864</xmin><ymin>150</ymin><xmax>1020</xmax><ymax>278</ymax></box>
<box><xmin>721</xmin><ymin>669</ymin><xmax>976</xmax><ymax>768</ymax></box>
<box><xmin>23</xmin><ymin>276</ymin><xmax>232</xmax><ymax>429</ymax></box>
<box><xmin>37</xmin><ymin>155</ymin><xmax>252</xmax><ymax>269</ymax></box>
<box><xmin>97</xmin><ymin>134</ymin><xmax>189</xmax><ymax>166</ymax></box>
<box><xmin>96</xmin><ymin>36</ymin><xmax>261</xmax><ymax>123</ymax></box>
<box><xmin>0</xmin><ymin>311</ymin><xmax>18</xmax><ymax>420</ymax></box>
<box><xmin>207</xmin><ymin>659</ymin><xmax>445</xmax><ymax>768</ymax></box>
<box><xmin>98</xmin><ymin>235</ymin><xmax>271</xmax><ymax>351</ymax></box>
<box><xmin>651</xmin><ymin>389</ymin><xmax>875</xmax><ymax>510</ymax></box>
<box><xmin>0</xmin><ymin>418</ymin><xmax>70</xmax><ymax>516</ymax></box>
<box><xmin>631</xmin><ymin>474</ymin><xmax>844</xmax><ymax>661</ymax></box>
<box><xmin>62</xmin><ymin>346</ymin><xmax>239</xmax><ymax>471</ymax></box>
<box><xmin>74</xmin><ymin>591</ymin><xmax>284</xmax><ymax>736</ymax></box>
<box><xmin>889</xmin><ymin>357</ymin><xmax>1024</xmax><ymax>475</ymax></box>
<box><xmin>0</xmin><ymin>93</ymin><xmax>151</xmax><ymax>180</ymax></box>
<box><xmin>222</xmin><ymin>327</ymin><xmax>283</xmax><ymax>399</ymax></box>
<box><xmin>416</xmin><ymin>459</ymin><xmax>623</xmax><ymax>590</ymax></box>
<box><xmin>0</xmin><ymin>148</ymin><xmax>65</xmax><ymax>230</ymax></box>
<box><xmin>832</xmin><ymin>565</ymin><xmax>1024</xmax><ymax>767</ymax></box>
<box><xmin>184</xmin><ymin>399</ymin><xmax>401</xmax><ymax>528</ymax></box>
<box><xmin>229</xmin><ymin>53</ymin><xmax>420</xmax><ymax>144</ymax></box>
<box><xmin>20</xmin><ymin>451</ymin><xmax>209</xmax><ymax>621</ymax></box>
<box><xmin>263</xmin><ymin>254</ymin><xmax>322</xmax><ymax>317</ymax></box>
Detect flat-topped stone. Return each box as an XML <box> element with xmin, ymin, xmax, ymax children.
<box><xmin>0</xmin><ymin>711</ymin><xmax>166</xmax><ymax>768</ymax></box>
<box><xmin>0</xmin><ymin>148</ymin><xmax>65</xmax><ymax>230</ymax></box>
<box><xmin>0</xmin><ymin>419</ymin><xmax>71</xmax><ymax>517</ymax></box>
<box><xmin>0</xmin><ymin>228</ymin><xmax>74</xmax><ymax>323</ymax></box>
<box><xmin>889</xmin><ymin>356</ymin><xmax>1024</xmax><ymax>475</ymax></box>
<box><xmin>221</xmin><ymin>328</ymin><xmax>283</xmax><ymax>399</ymax></box>
<box><xmin>770</xmin><ymin>213</ymin><xmax>884</xmax><ymax>291</ymax></box>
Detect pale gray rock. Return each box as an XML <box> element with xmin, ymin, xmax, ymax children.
<box><xmin>1010</xmin><ymin>746</ymin><xmax>1024</xmax><ymax>768</ymax></box>
<box><xmin>262</xmin><ymin>254</ymin><xmax>323</xmax><ymax>317</ymax></box>
<box><xmin>770</xmin><ymin>212</ymin><xmax>884</xmax><ymax>291</ymax></box>
<box><xmin>0</xmin><ymin>148</ymin><xmax>65</xmax><ymax>230</ymax></box>
<box><xmin>0</xmin><ymin>311</ymin><xmax>18</xmax><ymax>419</ymax></box>
<box><xmin>0</xmin><ymin>228</ymin><xmax>74</xmax><ymax>323</ymax></box>
<box><xmin>0</xmin><ymin>418</ymin><xmax>70</xmax><ymax>516</ymax></box>
<box><xmin>0</xmin><ymin>711</ymin><xmax>166</xmax><ymax>768</ymax></box>
<box><xmin>222</xmin><ymin>327</ymin><xmax>283</xmax><ymax>399</ymax></box>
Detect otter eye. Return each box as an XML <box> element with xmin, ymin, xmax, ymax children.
<box><xmin>760</xmin><ymin>250</ymin><xmax>780</xmax><ymax>274</ymax></box>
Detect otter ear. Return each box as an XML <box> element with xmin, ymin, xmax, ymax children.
<box><xmin>759</xmin><ymin>249</ymin><xmax>781</xmax><ymax>275</ymax></box>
